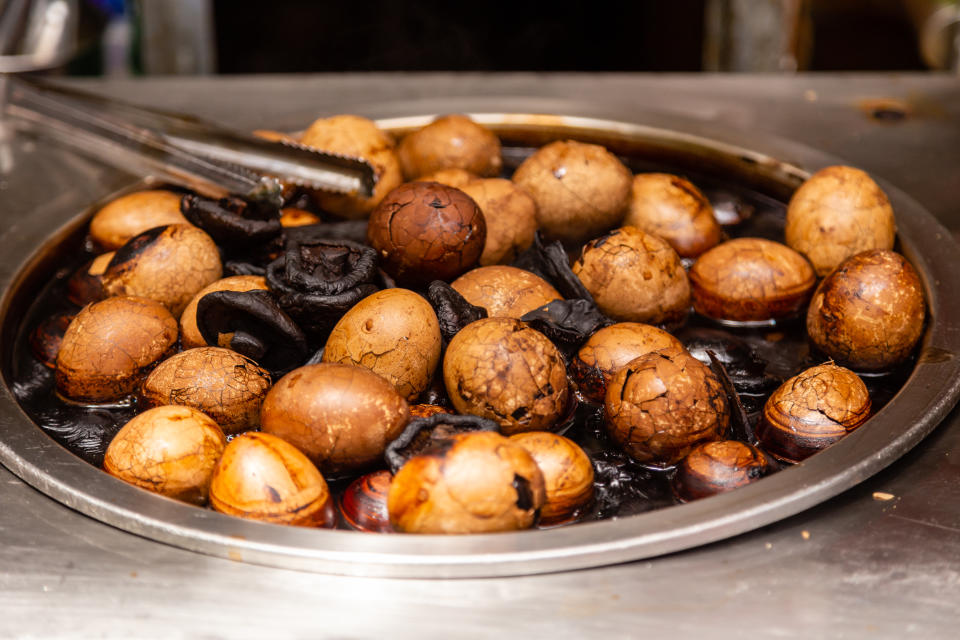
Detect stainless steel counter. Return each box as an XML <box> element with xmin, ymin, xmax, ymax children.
<box><xmin>1</xmin><ymin>73</ymin><xmax>959</xmax><ymax>638</ymax></box>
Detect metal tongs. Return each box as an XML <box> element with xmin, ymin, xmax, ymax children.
<box><xmin>4</xmin><ymin>76</ymin><xmax>376</xmax><ymax>207</ymax></box>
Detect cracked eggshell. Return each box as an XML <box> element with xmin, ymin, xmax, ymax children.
<box><xmin>209</xmin><ymin>431</ymin><xmax>335</xmax><ymax>527</ymax></box>
<box><xmin>102</xmin><ymin>224</ymin><xmax>223</xmax><ymax>317</ymax></box>
<box><xmin>570</xmin><ymin>322</ymin><xmax>684</xmax><ymax>404</ymax></box>
<box><xmin>806</xmin><ymin>249</ymin><xmax>925</xmax><ymax>371</ymax></box>
<box><xmin>104</xmin><ymin>405</ymin><xmax>226</xmax><ymax>505</ymax></box>
<box><xmin>786</xmin><ymin>166</ymin><xmax>897</xmax><ymax>277</ymax></box>
<box><xmin>366</xmin><ymin>181</ymin><xmax>486</xmax><ymax>286</ymax></box>
<box><xmin>512</xmin><ymin>140</ymin><xmax>631</xmax><ymax>244</ymax></box>
<box><xmin>387</xmin><ymin>431</ymin><xmax>546</xmax><ymax>534</ymax></box>
<box><xmin>689</xmin><ymin>237</ymin><xmax>816</xmax><ymax>322</ymax></box>
<box><xmin>757</xmin><ymin>363</ymin><xmax>871</xmax><ymax>462</ymax></box>
<box><xmin>260</xmin><ymin>363</ymin><xmax>410</xmax><ymax>475</ymax></box>
<box><xmin>623</xmin><ymin>173</ymin><xmax>722</xmax><ymax>258</ymax></box>
<box><xmin>451</xmin><ymin>265</ymin><xmax>561</xmax><ymax>319</ymax></box>
<box><xmin>55</xmin><ymin>296</ymin><xmax>179</xmax><ymax>403</ymax></box>
<box><xmin>459</xmin><ymin>178</ymin><xmax>538</xmax><ymax>266</ymax></box>
<box><xmin>604</xmin><ymin>346</ymin><xmax>729</xmax><ymax>466</ymax></box>
<box><xmin>674</xmin><ymin>440</ymin><xmax>776</xmax><ymax>501</ymax></box>
<box><xmin>572</xmin><ymin>226</ymin><xmax>690</xmax><ymax>326</ymax></box>
<box><xmin>140</xmin><ymin>347</ymin><xmax>272</xmax><ymax>435</ymax></box>
<box><xmin>443</xmin><ymin>317</ymin><xmax>569</xmax><ymax>435</ymax></box>
<box><xmin>179</xmin><ymin>275</ymin><xmax>269</xmax><ymax>349</ymax></box>
<box><xmin>300</xmin><ymin>114</ymin><xmax>403</xmax><ymax>219</ymax></box>
<box><xmin>89</xmin><ymin>190</ymin><xmax>189</xmax><ymax>251</ymax></box>
<box><xmin>322</xmin><ymin>288</ymin><xmax>442</xmax><ymax>401</ymax></box>
<box><xmin>397</xmin><ymin>114</ymin><xmax>502</xmax><ymax>180</ymax></box>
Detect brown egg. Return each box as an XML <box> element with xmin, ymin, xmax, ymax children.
<box><xmin>55</xmin><ymin>296</ymin><xmax>178</xmax><ymax>403</ymax></box>
<box><xmin>674</xmin><ymin>440</ymin><xmax>776</xmax><ymax>501</ymax></box>
<box><xmin>459</xmin><ymin>178</ymin><xmax>538</xmax><ymax>265</ymax></box>
<box><xmin>786</xmin><ymin>166</ymin><xmax>897</xmax><ymax>276</ymax></box>
<box><xmin>102</xmin><ymin>224</ymin><xmax>223</xmax><ymax>316</ymax></box>
<box><xmin>89</xmin><ymin>190</ymin><xmax>189</xmax><ymax>251</ymax></box>
<box><xmin>397</xmin><ymin>114</ymin><xmax>503</xmax><ymax>180</ymax></box>
<box><xmin>418</xmin><ymin>168</ymin><xmax>478</xmax><ymax>189</ymax></box>
<box><xmin>509</xmin><ymin>431</ymin><xmax>595</xmax><ymax>526</ymax></box>
<box><xmin>366</xmin><ymin>181</ymin><xmax>486</xmax><ymax>286</ymax></box>
<box><xmin>572</xmin><ymin>226</ymin><xmax>691</xmax><ymax>326</ymax></box>
<box><xmin>260</xmin><ymin>363</ymin><xmax>410</xmax><ymax>474</ymax></box>
<box><xmin>179</xmin><ymin>275</ymin><xmax>269</xmax><ymax>349</ymax></box>
<box><xmin>209</xmin><ymin>431</ymin><xmax>335</xmax><ymax>527</ymax></box>
<box><xmin>604</xmin><ymin>346</ymin><xmax>729</xmax><ymax>466</ymax></box>
<box><xmin>140</xmin><ymin>347</ymin><xmax>271</xmax><ymax>435</ymax></box>
<box><xmin>104</xmin><ymin>405</ymin><xmax>226</xmax><ymax>505</ymax></box>
<box><xmin>388</xmin><ymin>431</ymin><xmax>546</xmax><ymax>534</ymax></box>
<box><xmin>757</xmin><ymin>363</ymin><xmax>871</xmax><ymax>462</ymax></box>
<box><xmin>339</xmin><ymin>469</ymin><xmax>393</xmax><ymax>532</ymax></box>
<box><xmin>279</xmin><ymin>207</ymin><xmax>322</xmax><ymax>227</ymax></box>
<box><xmin>451</xmin><ymin>266</ymin><xmax>561</xmax><ymax>319</ymax></box>
<box><xmin>66</xmin><ymin>251</ymin><xmax>114</xmax><ymax>306</ymax></box>
<box><xmin>30</xmin><ymin>312</ymin><xmax>74</xmax><ymax>369</ymax></box>
<box><xmin>806</xmin><ymin>250</ymin><xmax>925</xmax><ymax>371</ymax></box>
<box><xmin>623</xmin><ymin>173</ymin><xmax>722</xmax><ymax>258</ymax></box>
<box><xmin>570</xmin><ymin>322</ymin><xmax>684</xmax><ymax>403</ymax></box>
<box><xmin>443</xmin><ymin>317</ymin><xmax>569</xmax><ymax>434</ymax></box>
<box><xmin>689</xmin><ymin>238</ymin><xmax>816</xmax><ymax>323</ymax></box>
<box><xmin>322</xmin><ymin>288</ymin><xmax>442</xmax><ymax>401</ymax></box>
<box><xmin>300</xmin><ymin>114</ymin><xmax>403</xmax><ymax>219</ymax></box>
<box><xmin>512</xmin><ymin>140</ymin><xmax>631</xmax><ymax>244</ymax></box>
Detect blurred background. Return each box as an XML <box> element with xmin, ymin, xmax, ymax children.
<box><xmin>1</xmin><ymin>0</ymin><xmax>958</xmax><ymax>75</ymax></box>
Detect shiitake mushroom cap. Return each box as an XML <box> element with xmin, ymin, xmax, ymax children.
<box><xmin>180</xmin><ymin>275</ymin><xmax>269</xmax><ymax>349</ymax></box>
<box><xmin>689</xmin><ymin>237</ymin><xmax>816</xmax><ymax>323</ymax></box>
<box><xmin>55</xmin><ymin>296</ymin><xmax>179</xmax><ymax>403</ymax></box>
<box><xmin>140</xmin><ymin>347</ymin><xmax>271</xmax><ymax>435</ymax></box>
<box><xmin>806</xmin><ymin>249</ymin><xmax>925</xmax><ymax>372</ymax></box>
<box><xmin>387</xmin><ymin>431</ymin><xmax>546</xmax><ymax>534</ymax></box>
<box><xmin>322</xmin><ymin>288</ymin><xmax>442</xmax><ymax>401</ymax></box>
<box><xmin>102</xmin><ymin>224</ymin><xmax>223</xmax><ymax>316</ymax></box>
<box><xmin>260</xmin><ymin>363</ymin><xmax>410</xmax><ymax>475</ymax></box>
<box><xmin>572</xmin><ymin>226</ymin><xmax>691</xmax><ymax>326</ymax></box>
<box><xmin>623</xmin><ymin>173</ymin><xmax>722</xmax><ymax>258</ymax></box>
<box><xmin>209</xmin><ymin>431</ymin><xmax>335</xmax><ymax>527</ymax></box>
<box><xmin>451</xmin><ymin>265</ymin><xmax>562</xmax><ymax>319</ymax></box>
<box><xmin>367</xmin><ymin>181</ymin><xmax>487</xmax><ymax>286</ymax></box>
<box><xmin>512</xmin><ymin>140</ymin><xmax>631</xmax><ymax>244</ymax></box>
<box><xmin>604</xmin><ymin>346</ymin><xmax>729</xmax><ymax>466</ymax></box>
<box><xmin>571</xmin><ymin>322</ymin><xmax>684</xmax><ymax>404</ymax></box>
<box><xmin>397</xmin><ymin>114</ymin><xmax>503</xmax><ymax>180</ymax></box>
<box><xmin>786</xmin><ymin>166</ymin><xmax>897</xmax><ymax>277</ymax></box>
<box><xmin>757</xmin><ymin>363</ymin><xmax>871</xmax><ymax>462</ymax></box>
<box><xmin>443</xmin><ymin>317</ymin><xmax>569</xmax><ymax>435</ymax></box>
<box><xmin>103</xmin><ymin>405</ymin><xmax>226</xmax><ymax>505</ymax></box>
<box><xmin>509</xmin><ymin>431</ymin><xmax>595</xmax><ymax>526</ymax></box>
<box><xmin>674</xmin><ymin>440</ymin><xmax>776</xmax><ymax>501</ymax></box>
<box><xmin>89</xmin><ymin>190</ymin><xmax>189</xmax><ymax>251</ymax></box>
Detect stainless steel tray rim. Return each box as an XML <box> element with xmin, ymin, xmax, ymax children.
<box><xmin>1</xmin><ymin>102</ymin><xmax>958</xmax><ymax>578</ymax></box>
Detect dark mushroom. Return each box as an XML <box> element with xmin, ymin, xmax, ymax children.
<box><xmin>265</xmin><ymin>230</ymin><xmax>380</xmax><ymax>337</ymax></box>
<box><xmin>180</xmin><ymin>194</ymin><xmax>282</xmax><ymax>253</ymax></box>
<box><xmin>384</xmin><ymin>412</ymin><xmax>500</xmax><ymax>474</ymax></box>
<box><xmin>196</xmin><ymin>289</ymin><xmax>307</xmax><ymax>375</ymax></box>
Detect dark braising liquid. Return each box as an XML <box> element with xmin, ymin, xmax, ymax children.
<box><xmin>8</xmin><ymin>145</ymin><xmax>915</xmax><ymax>528</ymax></box>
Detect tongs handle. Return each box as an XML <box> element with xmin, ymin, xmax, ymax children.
<box><xmin>4</xmin><ymin>76</ymin><xmax>376</xmax><ymax>204</ymax></box>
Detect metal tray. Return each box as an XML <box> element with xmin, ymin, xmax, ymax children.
<box><xmin>2</xmin><ymin>102</ymin><xmax>959</xmax><ymax>578</ymax></box>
